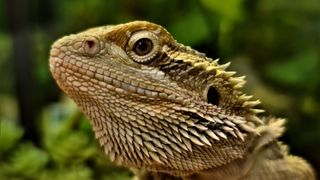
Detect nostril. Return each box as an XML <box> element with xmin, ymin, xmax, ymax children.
<box><xmin>83</xmin><ymin>37</ymin><xmax>100</xmax><ymax>55</ymax></box>
<box><xmin>86</xmin><ymin>40</ymin><xmax>95</xmax><ymax>48</ymax></box>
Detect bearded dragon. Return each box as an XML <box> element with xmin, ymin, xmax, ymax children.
<box><xmin>49</xmin><ymin>21</ymin><xmax>315</xmax><ymax>180</ymax></box>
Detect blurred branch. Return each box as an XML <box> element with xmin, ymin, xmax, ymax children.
<box><xmin>6</xmin><ymin>0</ymin><xmax>40</xmax><ymax>144</ymax></box>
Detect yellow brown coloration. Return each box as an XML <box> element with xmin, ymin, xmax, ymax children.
<box><xmin>49</xmin><ymin>21</ymin><xmax>315</xmax><ymax>179</ymax></box>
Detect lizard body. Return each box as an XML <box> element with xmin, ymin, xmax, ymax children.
<box><xmin>49</xmin><ymin>21</ymin><xmax>315</xmax><ymax>180</ymax></box>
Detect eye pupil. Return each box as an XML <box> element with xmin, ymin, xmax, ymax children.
<box><xmin>134</xmin><ymin>38</ymin><xmax>153</xmax><ymax>56</ymax></box>
<box><xmin>137</xmin><ymin>41</ymin><xmax>148</xmax><ymax>51</ymax></box>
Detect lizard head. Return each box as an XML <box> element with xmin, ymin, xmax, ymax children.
<box><xmin>49</xmin><ymin>21</ymin><xmax>264</xmax><ymax>175</ymax></box>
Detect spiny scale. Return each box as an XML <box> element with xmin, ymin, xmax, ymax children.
<box><xmin>163</xmin><ymin>47</ymin><xmax>264</xmax><ymax>119</ymax></box>
<box><xmin>49</xmin><ymin>21</ymin><xmax>266</xmax><ymax>175</ymax></box>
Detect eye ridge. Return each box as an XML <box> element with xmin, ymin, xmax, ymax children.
<box><xmin>133</xmin><ymin>38</ymin><xmax>153</xmax><ymax>56</ymax></box>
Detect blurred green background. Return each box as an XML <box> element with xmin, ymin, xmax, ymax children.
<box><xmin>0</xmin><ymin>0</ymin><xmax>319</xmax><ymax>179</ymax></box>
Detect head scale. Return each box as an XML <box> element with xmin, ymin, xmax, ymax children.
<box><xmin>49</xmin><ymin>21</ymin><xmax>264</xmax><ymax>175</ymax></box>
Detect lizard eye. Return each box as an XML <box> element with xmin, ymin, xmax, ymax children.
<box><xmin>127</xmin><ymin>30</ymin><xmax>161</xmax><ymax>63</ymax></box>
<box><xmin>133</xmin><ymin>38</ymin><xmax>153</xmax><ymax>56</ymax></box>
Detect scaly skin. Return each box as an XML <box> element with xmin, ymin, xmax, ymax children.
<box><xmin>49</xmin><ymin>21</ymin><xmax>315</xmax><ymax>180</ymax></box>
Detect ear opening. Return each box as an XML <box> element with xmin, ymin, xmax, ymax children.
<box><xmin>206</xmin><ymin>86</ymin><xmax>220</xmax><ymax>105</ymax></box>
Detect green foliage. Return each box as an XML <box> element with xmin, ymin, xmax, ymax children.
<box><xmin>169</xmin><ymin>9</ymin><xmax>209</xmax><ymax>45</ymax></box>
<box><xmin>0</xmin><ymin>99</ymin><xmax>132</xmax><ymax>180</ymax></box>
<box><xmin>201</xmin><ymin>0</ymin><xmax>244</xmax><ymax>21</ymax></box>
<box><xmin>38</xmin><ymin>165</ymin><xmax>93</xmax><ymax>180</ymax></box>
<box><xmin>0</xmin><ymin>0</ymin><xmax>319</xmax><ymax>177</ymax></box>
<box><xmin>266</xmin><ymin>50</ymin><xmax>319</xmax><ymax>87</ymax></box>
<box><xmin>0</xmin><ymin>119</ymin><xmax>23</xmax><ymax>155</ymax></box>
<box><xmin>46</xmin><ymin>131</ymin><xmax>96</xmax><ymax>165</ymax></box>
<box><xmin>1</xmin><ymin>143</ymin><xmax>49</xmax><ymax>178</ymax></box>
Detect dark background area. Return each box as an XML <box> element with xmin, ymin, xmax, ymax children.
<box><xmin>0</xmin><ymin>0</ymin><xmax>319</xmax><ymax>179</ymax></box>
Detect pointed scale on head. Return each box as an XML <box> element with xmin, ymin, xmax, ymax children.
<box><xmin>49</xmin><ymin>21</ymin><xmax>265</xmax><ymax>176</ymax></box>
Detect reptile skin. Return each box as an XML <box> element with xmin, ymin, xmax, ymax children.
<box><xmin>49</xmin><ymin>21</ymin><xmax>315</xmax><ymax>180</ymax></box>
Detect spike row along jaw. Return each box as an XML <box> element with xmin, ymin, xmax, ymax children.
<box><xmin>103</xmin><ymin>28</ymin><xmax>265</xmax><ymax>167</ymax></box>
<box><xmin>159</xmin><ymin>42</ymin><xmax>265</xmax><ymax>123</ymax></box>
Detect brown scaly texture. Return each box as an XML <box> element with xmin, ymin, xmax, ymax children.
<box><xmin>49</xmin><ymin>21</ymin><xmax>315</xmax><ymax>180</ymax></box>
